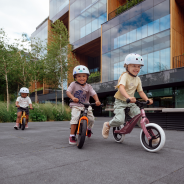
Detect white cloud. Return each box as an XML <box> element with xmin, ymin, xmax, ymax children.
<box><xmin>0</xmin><ymin>0</ymin><xmax>49</xmax><ymax>44</ymax></box>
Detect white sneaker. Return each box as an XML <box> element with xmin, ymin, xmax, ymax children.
<box><xmin>14</xmin><ymin>124</ymin><xmax>19</xmax><ymax>130</ymax></box>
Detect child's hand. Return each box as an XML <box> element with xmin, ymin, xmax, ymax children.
<box><xmin>129</xmin><ymin>97</ymin><xmax>136</xmax><ymax>103</ymax></box>
<box><xmin>147</xmin><ymin>99</ymin><xmax>153</xmax><ymax>105</ymax></box>
<box><xmin>17</xmin><ymin>105</ymin><xmax>20</xmax><ymax>108</ymax></box>
<box><xmin>95</xmin><ymin>101</ymin><xmax>101</xmax><ymax>106</ymax></box>
<box><xmin>72</xmin><ymin>97</ymin><xmax>79</xmax><ymax>103</ymax></box>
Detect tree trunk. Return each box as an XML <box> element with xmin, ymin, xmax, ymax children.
<box><xmin>61</xmin><ymin>79</ymin><xmax>64</xmax><ymax>109</ymax></box>
<box><xmin>35</xmin><ymin>77</ymin><xmax>38</xmax><ymax>103</ymax></box>
<box><xmin>55</xmin><ymin>90</ymin><xmax>57</xmax><ymax>105</ymax></box>
<box><xmin>23</xmin><ymin>64</ymin><xmax>25</xmax><ymax>86</ymax></box>
<box><xmin>5</xmin><ymin>71</ymin><xmax>9</xmax><ymax>111</ymax></box>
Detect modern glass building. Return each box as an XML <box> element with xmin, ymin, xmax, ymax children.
<box><xmin>102</xmin><ymin>0</ymin><xmax>170</xmax><ymax>82</ymax></box>
<box><xmin>31</xmin><ymin>17</ymin><xmax>49</xmax><ymax>55</ymax></box>
<box><xmin>31</xmin><ymin>0</ymin><xmax>184</xmax><ymax>118</ymax></box>
<box><xmin>70</xmin><ymin>0</ymin><xmax>107</xmax><ymax>48</ymax></box>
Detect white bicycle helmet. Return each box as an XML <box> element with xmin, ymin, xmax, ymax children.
<box><xmin>73</xmin><ymin>65</ymin><xmax>90</xmax><ymax>77</ymax></box>
<box><xmin>124</xmin><ymin>53</ymin><xmax>144</xmax><ymax>66</ymax></box>
<box><xmin>20</xmin><ymin>87</ymin><xmax>29</xmax><ymax>94</ymax></box>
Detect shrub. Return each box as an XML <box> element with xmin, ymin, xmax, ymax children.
<box><xmin>0</xmin><ymin>102</ymin><xmax>71</xmax><ymax>122</ymax></box>
<box><xmin>88</xmin><ymin>71</ymin><xmax>101</xmax><ymax>84</ymax></box>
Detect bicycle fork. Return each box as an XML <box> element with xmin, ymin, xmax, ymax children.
<box><xmin>77</xmin><ymin>116</ymin><xmax>88</xmax><ymax>136</ymax></box>
<box><xmin>140</xmin><ymin>109</ymin><xmax>153</xmax><ymax>141</ymax></box>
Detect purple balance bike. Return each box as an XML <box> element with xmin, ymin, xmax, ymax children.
<box><xmin>112</xmin><ymin>99</ymin><xmax>166</xmax><ymax>152</ymax></box>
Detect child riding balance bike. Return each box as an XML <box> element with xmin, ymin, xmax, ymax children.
<box><xmin>102</xmin><ymin>53</ymin><xmax>166</xmax><ymax>152</ymax></box>
<box><xmin>66</xmin><ymin>65</ymin><xmax>101</xmax><ymax>146</ymax></box>
<box><xmin>14</xmin><ymin>87</ymin><xmax>33</xmax><ymax>130</ymax></box>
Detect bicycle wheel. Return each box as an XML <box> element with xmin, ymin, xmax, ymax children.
<box><xmin>77</xmin><ymin>120</ymin><xmax>87</xmax><ymax>149</ymax></box>
<box><xmin>19</xmin><ymin>123</ymin><xmax>21</xmax><ymax>129</ymax></box>
<box><xmin>21</xmin><ymin>118</ymin><xmax>26</xmax><ymax>130</ymax></box>
<box><xmin>112</xmin><ymin>125</ymin><xmax>125</xmax><ymax>143</ymax></box>
<box><xmin>140</xmin><ymin>123</ymin><xmax>166</xmax><ymax>152</ymax></box>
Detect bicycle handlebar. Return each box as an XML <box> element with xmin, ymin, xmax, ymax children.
<box><xmin>15</xmin><ymin>106</ymin><xmax>34</xmax><ymax>110</ymax></box>
<box><xmin>126</xmin><ymin>99</ymin><xmax>150</xmax><ymax>105</ymax></box>
<box><xmin>69</xmin><ymin>99</ymin><xmax>103</xmax><ymax>107</ymax></box>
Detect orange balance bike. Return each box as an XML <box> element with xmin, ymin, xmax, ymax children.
<box><xmin>16</xmin><ymin>107</ymin><xmax>34</xmax><ymax>130</ymax></box>
<box><xmin>70</xmin><ymin>100</ymin><xmax>103</xmax><ymax>149</ymax></box>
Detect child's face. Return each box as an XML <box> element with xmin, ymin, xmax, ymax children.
<box><xmin>128</xmin><ymin>64</ymin><xmax>142</xmax><ymax>76</ymax></box>
<box><xmin>75</xmin><ymin>73</ymin><xmax>88</xmax><ymax>84</ymax></box>
<box><xmin>21</xmin><ymin>93</ymin><xmax>27</xmax><ymax>98</ymax></box>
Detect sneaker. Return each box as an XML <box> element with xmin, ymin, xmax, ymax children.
<box><xmin>69</xmin><ymin>136</ymin><xmax>77</xmax><ymax>145</ymax></box>
<box><xmin>87</xmin><ymin>129</ymin><xmax>93</xmax><ymax>138</ymax></box>
<box><xmin>25</xmin><ymin>124</ymin><xmax>28</xmax><ymax>129</ymax></box>
<box><xmin>102</xmin><ymin>122</ymin><xmax>110</xmax><ymax>139</ymax></box>
<box><xmin>152</xmin><ymin>137</ymin><xmax>160</xmax><ymax>144</ymax></box>
<box><xmin>14</xmin><ymin>123</ymin><xmax>19</xmax><ymax>130</ymax></box>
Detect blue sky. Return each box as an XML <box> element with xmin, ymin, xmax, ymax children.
<box><xmin>0</xmin><ymin>0</ymin><xmax>49</xmax><ymax>43</ymax></box>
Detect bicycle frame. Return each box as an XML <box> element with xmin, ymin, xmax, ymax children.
<box><xmin>20</xmin><ymin>111</ymin><xmax>27</xmax><ymax>125</ymax></box>
<box><xmin>114</xmin><ymin>108</ymin><xmax>152</xmax><ymax>140</ymax></box>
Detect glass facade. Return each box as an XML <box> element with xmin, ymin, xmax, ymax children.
<box><xmin>70</xmin><ymin>0</ymin><xmax>107</xmax><ymax>46</ymax></box>
<box><xmin>102</xmin><ymin>0</ymin><xmax>170</xmax><ymax>82</ymax></box>
<box><xmin>31</xmin><ymin>20</ymin><xmax>48</xmax><ymax>54</ymax></box>
<box><xmin>50</xmin><ymin>0</ymin><xmax>69</xmax><ymax>20</ymax></box>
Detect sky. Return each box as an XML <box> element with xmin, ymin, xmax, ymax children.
<box><xmin>0</xmin><ymin>0</ymin><xmax>49</xmax><ymax>44</ymax></box>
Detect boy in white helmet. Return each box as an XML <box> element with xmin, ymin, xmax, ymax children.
<box><xmin>66</xmin><ymin>65</ymin><xmax>101</xmax><ymax>145</ymax></box>
<box><xmin>102</xmin><ymin>53</ymin><xmax>156</xmax><ymax>141</ymax></box>
<box><xmin>14</xmin><ymin>87</ymin><xmax>33</xmax><ymax>130</ymax></box>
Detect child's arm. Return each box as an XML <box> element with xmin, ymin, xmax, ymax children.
<box><xmin>119</xmin><ymin>84</ymin><xmax>136</xmax><ymax>103</ymax></box>
<box><xmin>15</xmin><ymin>101</ymin><xmax>20</xmax><ymax>108</ymax></box>
<box><xmin>29</xmin><ymin>104</ymin><xmax>33</xmax><ymax>109</ymax></box>
<box><xmin>92</xmin><ymin>94</ymin><xmax>101</xmax><ymax>106</ymax></box>
<box><xmin>138</xmin><ymin>91</ymin><xmax>153</xmax><ymax>105</ymax></box>
<box><xmin>66</xmin><ymin>91</ymin><xmax>79</xmax><ymax>103</ymax></box>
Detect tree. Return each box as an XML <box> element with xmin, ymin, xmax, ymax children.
<box><xmin>45</xmin><ymin>54</ymin><xmax>61</xmax><ymax>104</ymax></box>
<box><xmin>0</xmin><ymin>29</ymin><xmax>18</xmax><ymax>110</ymax></box>
<box><xmin>47</xmin><ymin>20</ymin><xmax>78</xmax><ymax>107</ymax></box>
<box><xmin>30</xmin><ymin>38</ymin><xmax>46</xmax><ymax>103</ymax></box>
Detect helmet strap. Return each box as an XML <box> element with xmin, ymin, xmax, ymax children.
<box><xmin>126</xmin><ymin>66</ymin><xmax>137</xmax><ymax>77</ymax></box>
<box><xmin>75</xmin><ymin>81</ymin><xmax>86</xmax><ymax>86</ymax></box>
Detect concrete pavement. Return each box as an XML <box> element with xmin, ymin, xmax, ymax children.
<box><xmin>0</xmin><ymin>117</ymin><xmax>184</xmax><ymax>184</ymax></box>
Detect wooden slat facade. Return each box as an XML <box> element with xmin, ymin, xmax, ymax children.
<box><xmin>171</xmin><ymin>0</ymin><xmax>184</xmax><ymax>68</ymax></box>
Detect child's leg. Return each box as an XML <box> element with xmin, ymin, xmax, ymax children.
<box><xmin>69</xmin><ymin>106</ymin><xmax>83</xmax><ymax>145</ymax></box>
<box><xmin>25</xmin><ymin>115</ymin><xmax>29</xmax><ymax>128</ymax></box>
<box><xmin>70</xmin><ymin>106</ymin><xmax>83</xmax><ymax>134</ymax></box>
<box><xmin>102</xmin><ymin>99</ymin><xmax>126</xmax><ymax>138</ymax></box>
<box><xmin>16</xmin><ymin>112</ymin><xmax>22</xmax><ymax>124</ymax></box>
<box><xmin>87</xmin><ymin>106</ymin><xmax>95</xmax><ymax>129</ymax></box>
<box><xmin>128</xmin><ymin>103</ymin><xmax>141</xmax><ymax>127</ymax></box>
<box><xmin>109</xmin><ymin>99</ymin><xmax>127</xmax><ymax>127</ymax></box>
<box><xmin>14</xmin><ymin>111</ymin><xmax>22</xmax><ymax>129</ymax></box>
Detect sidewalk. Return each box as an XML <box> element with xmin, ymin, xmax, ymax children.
<box><xmin>0</xmin><ymin>118</ymin><xmax>184</xmax><ymax>184</ymax></box>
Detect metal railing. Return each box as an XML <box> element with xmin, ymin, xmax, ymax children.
<box><xmin>173</xmin><ymin>55</ymin><xmax>184</xmax><ymax>68</ymax></box>
<box><xmin>108</xmin><ymin>0</ymin><xmax>144</xmax><ymax>21</ymax></box>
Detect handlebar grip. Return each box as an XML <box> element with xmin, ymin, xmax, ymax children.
<box><xmin>146</xmin><ymin>100</ymin><xmax>150</xmax><ymax>104</ymax></box>
<box><xmin>126</xmin><ymin>98</ymin><xmax>130</xmax><ymax>103</ymax></box>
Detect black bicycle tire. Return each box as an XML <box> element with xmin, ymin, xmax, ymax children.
<box><xmin>22</xmin><ymin>118</ymin><xmax>26</xmax><ymax>130</ymax></box>
<box><xmin>77</xmin><ymin>120</ymin><xmax>87</xmax><ymax>149</ymax></box>
<box><xmin>19</xmin><ymin>123</ymin><xmax>21</xmax><ymax>129</ymax></box>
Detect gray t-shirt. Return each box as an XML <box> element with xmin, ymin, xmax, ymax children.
<box><xmin>67</xmin><ymin>82</ymin><xmax>96</xmax><ymax>107</ymax></box>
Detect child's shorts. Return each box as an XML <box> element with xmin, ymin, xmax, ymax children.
<box><xmin>70</xmin><ymin>106</ymin><xmax>94</xmax><ymax>128</ymax></box>
<box><xmin>17</xmin><ymin>107</ymin><xmax>29</xmax><ymax>115</ymax></box>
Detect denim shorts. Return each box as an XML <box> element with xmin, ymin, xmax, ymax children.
<box><xmin>17</xmin><ymin>107</ymin><xmax>29</xmax><ymax>115</ymax></box>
